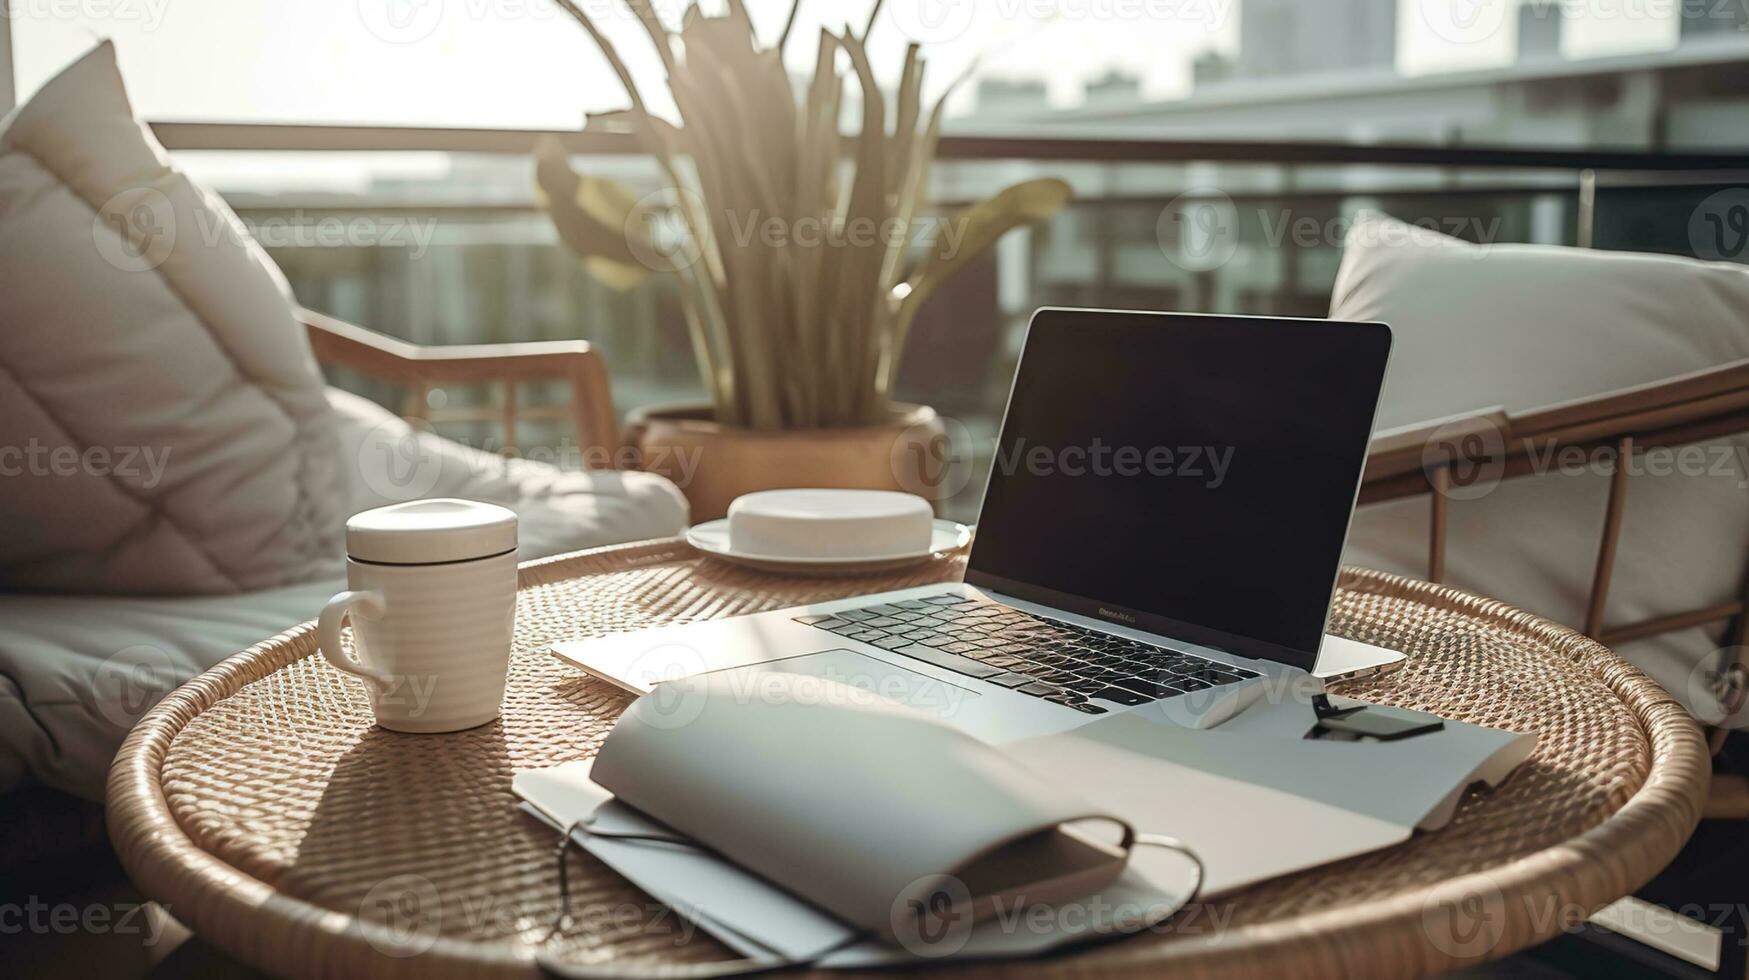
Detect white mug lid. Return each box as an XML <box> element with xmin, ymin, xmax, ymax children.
<box><xmin>345</xmin><ymin>498</ymin><xmax>518</xmax><ymax>565</ymax></box>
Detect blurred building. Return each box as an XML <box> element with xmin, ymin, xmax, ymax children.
<box><xmin>1082</xmin><ymin>71</ymin><xmax>1145</xmax><ymax>113</ymax></box>
<box><xmin>1518</xmin><ymin>0</ymin><xmax>1564</xmax><ymax>63</ymax></box>
<box><xmin>971</xmin><ymin>77</ymin><xmax>1051</xmax><ymax>121</ymax></box>
<box><xmin>1680</xmin><ymin>0</ymin><xmax>1749</xmax><ymax>40</ymax></box>
<box><xmin>1233</xmin><ymin>0</ymin><xmax>1396</xmax><ymax>79</ymax></box>
<box><xmin>958</xmin><ymin>0</ymin><xmax>1749</xmax><ymax>151</ymax></box>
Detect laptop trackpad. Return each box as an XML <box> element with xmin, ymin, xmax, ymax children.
<box><xmin>707</xmin><ymin>648</ymin><xmax>981</xmax><ymax>722</ymax></box>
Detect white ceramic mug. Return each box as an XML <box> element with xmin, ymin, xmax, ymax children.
<box><xmin>318</xmin><ymin>499</ymin><xmax>519</xmax><ymax>733</ymax></box>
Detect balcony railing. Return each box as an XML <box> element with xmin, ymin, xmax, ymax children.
<box><xmin>152</xmin><ymin>121</ymin><xmax>1749</xmax><ymax>252</ymax></box>
<box><xmin>152</xmin><ymin>122</ymin><xmax>1749</xmax><ymax>517</ymax></box>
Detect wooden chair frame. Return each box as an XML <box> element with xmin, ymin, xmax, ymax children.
<box><xmin>300</xmin><ymin>308</ymin><xmax>622</xmax><ymax>463</ymax></box>
<box><xmin>1359</xmin><ymin>358</ymin><xmax>1749</xmax><ymax>818</ymax></box>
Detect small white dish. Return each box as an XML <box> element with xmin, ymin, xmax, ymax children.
<box><xmin>687</xmin><ymin>519</ymin><xmax>971</xmax><ymax>576</ymax></box>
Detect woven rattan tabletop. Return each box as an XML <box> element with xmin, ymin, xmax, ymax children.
<box><xmin>107</xmin><ymin>538</ymin><xmax>1709</xmax><ymax>980</ymax></box>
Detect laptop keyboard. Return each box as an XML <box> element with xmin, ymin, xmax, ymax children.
<box><xmin>794</xmin><ymin>594</ymin><xmax>1259</xmax><ymax>715</ymax></box>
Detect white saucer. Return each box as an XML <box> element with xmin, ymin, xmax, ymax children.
<box><xmin>686</xmin><ymin>519</ymin><xmax>971</xmax><ymax>576</ymax></box>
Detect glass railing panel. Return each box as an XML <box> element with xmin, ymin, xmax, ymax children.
<box><xmin>165</xmin><ymin>145</ymin><xmax>1746</xmax><ymax>520</ymax></box>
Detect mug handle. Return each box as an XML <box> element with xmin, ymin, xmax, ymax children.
<box><xmin>318</xmin><ymin>590</ymin><xmax>394</xmax><ymax>693</ymax></box>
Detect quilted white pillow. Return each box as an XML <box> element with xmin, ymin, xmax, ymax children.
<box><xmin>1331</xmin><ymin>212</ymin><xmax>1749</xmax><ymax>722</ymax></box>
<box><xmin>0</xmin><ymin>43</ymin><xmax>344</xmax><ymax>594</ymax></box>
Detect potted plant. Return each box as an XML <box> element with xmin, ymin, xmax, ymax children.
<box><xmin>537</xmin><ymin>0</ymin><xmax>1070</xmax><ymax>520</ymax></box>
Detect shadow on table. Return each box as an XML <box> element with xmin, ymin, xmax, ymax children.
<box><xmin>282</xmin><ymin>722</ymin><xmax>562</xmax><ymax>946</ymax></box>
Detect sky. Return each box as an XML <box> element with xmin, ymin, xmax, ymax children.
<box><xmin>12</xmin><ymin>0</ymin><xmax>1684</xmax><ymax>129</ymax></box>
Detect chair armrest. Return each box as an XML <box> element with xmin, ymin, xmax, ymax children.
<box><xmin>1353</xmin><ymin>358</ymin><xmax>1749</xmax><ymax>647</ymax></box>
<box><xmin>1360</xmin><ymin>359</ymin><xmax>1749</xmax><ymax>504</ymax></box>
<box><xmin>300</xmin><ymin>307</ymin><xmax>620</xmax><ymax>462</ymax></box>
<box><xmin>1511</xmin><ymin>359</ymin><xmax>1749</xmax><ymax>450</ymax></box>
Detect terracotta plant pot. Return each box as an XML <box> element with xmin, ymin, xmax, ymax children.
<box><xmin>626</xmin><ymin>403</ymin><xmax>950</xmax><ymax>523</ymax></box>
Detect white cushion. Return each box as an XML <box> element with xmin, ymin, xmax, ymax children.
<box><xmin>0</xmin><ymin>42</ymin><xmax>344</xmax><ymax>594</ymax></box>
<box><xmin>1331</xmin><ymin>212</ymin><xmax>1749</xmax><ymax>722</ymax></box>
<box><xmin>0</xmin><ymin>391</ymin><xmax>686</xmax><ymax>800</ymax></box>
<box><xmin>327</xmin><ymin>388</ymin><xmax>689</xmax><ymax>560</ymax></box>
<box><xmin>0</xmin><ymin>580</ymin><xmax>339</xmax><ymax>799</ymax></box>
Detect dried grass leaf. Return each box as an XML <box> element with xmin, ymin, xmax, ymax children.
<box><xmin>896</xmin><ymin>177</ymin><xmax>1071</xmax><ymax>336</ymax></box>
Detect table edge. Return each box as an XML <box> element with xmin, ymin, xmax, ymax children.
<box><xmin>104</xmin><ymin>540</ymin><xmax>1711</xmax><ymax>980</ymax></box>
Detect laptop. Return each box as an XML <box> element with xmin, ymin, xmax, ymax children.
<box><xmin>554</xmin><ymin>308</ymin><xmax>1401</xmax><ymax>742</ymax></box>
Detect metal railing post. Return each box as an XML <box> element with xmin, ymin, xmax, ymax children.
<box><xmin>0</xmin><ymin>4</ymin><xmax>15</xmax><ymax>114</ymax></box>
<box><xmin>1577</xmin><ymin>168</ymin><xmax>1597</xmax><ymax>248</ymax></box>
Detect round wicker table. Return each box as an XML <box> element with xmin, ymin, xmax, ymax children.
<box><xmin>107</xmin><ymin>538</ymin><xmax>1709</xmax><ymax>980</ymax></box>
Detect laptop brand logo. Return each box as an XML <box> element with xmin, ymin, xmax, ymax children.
<box><xmin>1097</xmin><ymin>607</ymin><xmax>1136</xmax><ymax>624</ymax></box>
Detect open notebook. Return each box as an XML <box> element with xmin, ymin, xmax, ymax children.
<box><xmin>516</xmin><ymin>673</ymin><xmax>1533</xmax><ymax>968</ymax></box>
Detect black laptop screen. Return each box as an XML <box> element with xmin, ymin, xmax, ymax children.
<box><xmin>965</xmin><ymin>310</ymin><xmax>1391</xmax><ymax>671</ymax></box>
